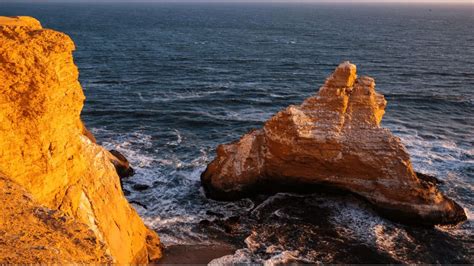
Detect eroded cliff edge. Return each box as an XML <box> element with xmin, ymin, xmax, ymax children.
<box><xmin>0</xmin><ymin>16</ymin><xmax>161</xmax><ymax>263</ymax></box>
<box><xmin>202</xmin><ymin>62</ymin><xmax>467</xmax><ymax>226</ymax></box>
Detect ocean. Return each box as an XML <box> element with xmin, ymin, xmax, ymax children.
<box><xmin>1</xmin><ymin>2</ymin><xmax>473</xmax><ymax>263</ymax></box>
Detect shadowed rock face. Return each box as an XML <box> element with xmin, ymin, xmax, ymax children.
<box><xmin>202</xmin><ymin>62</ymin><xmax>467</xmax><ymax>226</ymax></box>
<box><xmin>0</xmin><ymin>16</ymin><xmax>161</xmax><ymax>263</ymax></box>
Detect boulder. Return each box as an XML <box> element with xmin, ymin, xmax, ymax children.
<box><xmin>201</xmin><ymin>62</ymin><xmax>467</xmax><ymax>226</ymax></box>
<box><xmin>0</xmin><ymin>16</ymin><xmax>161</xmax><ymax>263</ymax></box>
<box><xmin>108</xmin><ymin>150</ymin><xmax>135</xmax><ymax>179</ymax></box>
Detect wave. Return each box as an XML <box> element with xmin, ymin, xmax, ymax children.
<box><xmin>89</xmin><ymin>116</ymin><xmax>473</xmax><ymax>262</ymax></box>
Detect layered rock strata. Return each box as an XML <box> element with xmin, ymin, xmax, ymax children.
<box><xmin>202</xmin><ymin>62</ymin><xmax>467</xmax><ymax>226</ymax></box>
<box><xmin>0</xmin><ymin>16</ymin><xmax>161</xmax><ymax>263</ymax></box>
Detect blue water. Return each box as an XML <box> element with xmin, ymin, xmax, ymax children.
<box><xmin>2</xmin><ymin>2</ymin><xmax>473</xmax><ymax>263</ymax></box>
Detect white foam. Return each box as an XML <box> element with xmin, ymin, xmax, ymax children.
<box><xmin>251</xmin><ymin>192</ymin><xmax>305</xmax><ymax>219</ymax></box>
<box><xmin>387</xmin><ymin>124</ymin><xmax>473</xmax><ymax>182</ymax></box>
<box><xmin>263</xmin><ymin>250</ymin><xmax>301</xmax><ymax>265</ymax></box>
<box><xmin>166</xmin><ymin>129</ymin><xmax>183</xmax><ymax>146</ymax></box>
<box><xmin>210</xmin><ymin>231</ymin><xmax>312</xmax><ymax>265</ymax></box>
<box><xmin>90</xmin><ymin>124</ymin><xmax>473</xmax><ymax>261</ymax></box>
<box><xmin>209</xmin><ymin>249</ymin><xmax>255</xmax><ymax>264</ymax></box>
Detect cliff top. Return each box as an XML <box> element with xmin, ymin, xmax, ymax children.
<box><xmin>0</xmin><ymin>16</ymin><xmax>42</xmax><ymax>29</ymax></box>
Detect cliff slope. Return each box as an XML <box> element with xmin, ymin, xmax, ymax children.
<box><xmin>202</xmin><ymin>62</ymin><xmax>467</xmax><ymax>226</ymax></box>
<box><xmin>0</xmin><ymin>16</ymin><xmax>161</xmax><ymax>263</ymax></box>
<box><xmin>0</xmin><ymin>176</ymin><xmax>112</xmax><ymax>263</ymax></box>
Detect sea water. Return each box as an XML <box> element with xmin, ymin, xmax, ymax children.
<box><xmin>1</xmin><ymin>2</ymin><xmax>472</xmax><ymax>263</ymax></box>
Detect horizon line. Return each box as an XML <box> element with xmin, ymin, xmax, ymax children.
<box><xmin>1</xmin><ymin>0</ymin><xmax>473</xmax><ymax>4</ymax></box>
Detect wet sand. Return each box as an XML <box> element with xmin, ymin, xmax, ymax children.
<box><xmin>156</xmin><ymin>244</ymin><xmax>236</xmax><ymax>264</ymax></box>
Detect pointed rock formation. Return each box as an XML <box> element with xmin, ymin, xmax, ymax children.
<box><xmin>202</xmin><ymin>62</ymin><xmax>467</xmax><ymax>226</ymax></box>
<box><xmin>0</xmin><ymin>16</ymin><xmax>161</xmax><ymax>263</ymax></box>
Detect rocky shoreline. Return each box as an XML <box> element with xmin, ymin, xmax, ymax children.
<box><xmin>0</xmin><ymin>16</ymin><xmax>468</xmax><ymax>263</ymax></box>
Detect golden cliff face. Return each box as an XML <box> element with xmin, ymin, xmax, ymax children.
<box><xmin>202</xmin><ymin>62</ymin><xmax>467</xmax><ymax>226</ymax></box>
<box><xmin>0</xmin><ymin>176</ymin><xmax>112</xmax><ymax>263</ymax></box>
<box><xmin>0</xmin><ymin>16</ymin><xmax>161</xmax><ymax>263</ymax></box>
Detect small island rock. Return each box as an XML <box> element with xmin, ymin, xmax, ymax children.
<box><xmin>201</xmin><ymin>62</ymin><xmax>467</xmax><ymax>226</ymax></box>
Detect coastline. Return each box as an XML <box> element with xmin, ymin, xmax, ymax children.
<box><xmin>0</xmin><ymin>2</ymin><xmax>473</xmax><ymax>263</ymax></box>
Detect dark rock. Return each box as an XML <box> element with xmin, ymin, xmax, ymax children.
<box><xmin>123</xmin><ymin>189</ymin><xmax>131</xmax><ymax>196</ymax></box>
<box><xmin>129</xmin><ymin>200</ymin><xmax>147</xmax><ymax>210</ymax></box>
<box><xmin>132</xmin><ymin>183</ymin><xmax>151</xmax><ymax>191</ymax></box>
<box><xmin>416</xmin><ymin>172</ymin><xmax>445</xmax><ymax>185</ymax></box>
<box><xmin>108</xmin><ymin>150</ymin><xmax>135</xmax><ymax>179</ymax></box>
<box><xmin>206</xmin><ymin>210</ymin><xmax>225</xmax><ymax>218</ymax></box>
<box><xmin>199</xmin><ymin>220</ymin><xmax>211</xmax><ymax>227</ymax></box>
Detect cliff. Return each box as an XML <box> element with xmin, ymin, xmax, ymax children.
<box><xmin>202</xmin><ymin>62</ymin><xmax>467</xmax><ymax>226</ymax></box>
<box><xmin>0</xmin><ymin>16</ymin><xmax>161</xmax><ymax>263</ymax></box>
<box><xmin>0</xmin><ymin>176</ymin><xmax>112</xmax><ymax>263</ymax></box>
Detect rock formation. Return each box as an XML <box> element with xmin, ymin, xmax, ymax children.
<box><xmin>108</xmin><ymin>150</ymin><xmax>135</xmax><ymax>179</ymax></box>
<box><xmin>0</xmin><ymin>16</ymin><xmax>161</xmax><ymax>263</ymax></box>
<box><xmin>202</xmin><ymin>62</ymin><xmax>467</xmax><ymax>226</ymax></box>
<box><xmin>80</xmin><ymin>122</ymin><xmax>134</xmax><ymax>179</ymax></box>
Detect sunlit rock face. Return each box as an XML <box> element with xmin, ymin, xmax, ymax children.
<box><xmin>202</xmin><ymin>62</ymin><xmax>467</xmax><ymax>226</ymax></box>
<box><xmin>0</xmin><ymin>16</ymin><xmax>161</xmax><ymax>263</ymax></box>
<box><xmin>0</xmin><ymin>176</ymin><xmax>112</xmax><ymax>263</ymax></box>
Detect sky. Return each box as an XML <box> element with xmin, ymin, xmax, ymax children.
<box><xmin>1</xmin><ymin>0</ymin><xmax>472</xmax><ymax>3</ymax></box>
